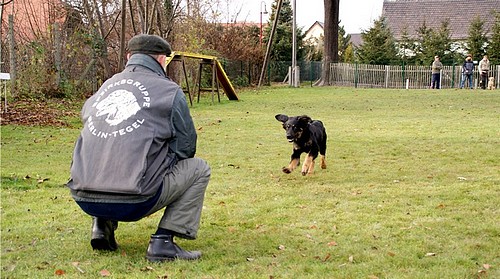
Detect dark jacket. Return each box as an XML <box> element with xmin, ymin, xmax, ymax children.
<box><xmin>67</xmin><ymin>54</ymin><xmax>196</xmax><ymax>203</ymax></box>
<box><xmin>462</xmin><ymin>60</ymin><xmax>474</xmax><ymax>74</ymax></box>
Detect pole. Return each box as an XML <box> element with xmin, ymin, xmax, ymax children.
<box><xmin>291</xmin><ymin>0</ymin><xmax>297</xmax><ymax>87</ymax></box>
<box><xmin>258</xmin><ymin>0</ymin><xmax>283</xmax><ymax>87</ymax></box>
<box><xmin>260</xmin><ymin>10</ymin><xmax>263</xmax><ymax>46</ymax></box>
<box><xmin>260</xmin><ymin>2</ymin><xmax>268</xmax><ymax>46</ymax></box>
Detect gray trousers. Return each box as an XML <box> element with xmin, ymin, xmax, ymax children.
<box><xmin>146</xmin><ymin>157</ymin><xmax>210</xmax><ymax>239</ymax></box>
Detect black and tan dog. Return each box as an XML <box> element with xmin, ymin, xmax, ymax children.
<box><xmin>275</xmin><ymin>114</ymin><xmax>327</xmax><ymax>176</ymax></box>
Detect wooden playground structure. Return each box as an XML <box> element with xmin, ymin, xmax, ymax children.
<box><xmin>165</xmin><ymin>51</ymin><xmax>238</xmax><ymax>105</ymax></box>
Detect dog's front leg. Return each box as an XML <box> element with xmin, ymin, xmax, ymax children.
<box><xmin>283</xmin><ymin>157</ymin><xmax>300</xmax><ymax>174</ymax></box>
<box><xmin>320</xmin><ymin>155</ymin><xmax>326</xmax><ymax>169</ymax></box>
<box><xmin>301</xmin><ymin>154</ymin><xmax>315</xmax><ymax>176</ymax></box>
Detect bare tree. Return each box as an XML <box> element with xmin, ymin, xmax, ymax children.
<box><xmin>317</xmin><ymin>0</ymin><xmax>339</xmax><ymax>86</ymax></box>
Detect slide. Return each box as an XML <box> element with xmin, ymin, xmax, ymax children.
<box><xmin>165</xmin><ymin>52</ymin><xmax>239</xmax><ymax>101</ymax></box>
<box><xmin>215</xmin><ymin>60</ymin><xmax>238</xmax><ymax>100</ymax></box>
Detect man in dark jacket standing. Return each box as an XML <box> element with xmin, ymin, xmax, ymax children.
<box><xmin>67</xmin><ymin>34</ymin><xmax>211</xmax><ymax>262</ymax></box>
<box><xmin>460</xmin><ymin>55</ymin><xmax>474</xmax><ymax>89</ymax></box>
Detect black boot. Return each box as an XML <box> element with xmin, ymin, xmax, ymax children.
<box><xmin>91</xmin><ymin>217</ymin><xmax>118</xmax><ymax>251</ymax></box>
<box><xmin>146</xmin><ymin>235</ymin><xmax>201</xmax><ymax>262</ymax></box>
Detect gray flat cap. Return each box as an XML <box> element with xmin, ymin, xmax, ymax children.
<box><xmin>127</xmin><ymin>34</ymin><xmax>172</xmax><ymax>56</ymax></box>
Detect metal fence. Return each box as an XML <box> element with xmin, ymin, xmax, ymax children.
<box><xmin>217</xmin><ymin>60</ymin><xmax>499</xmax><ymax>89</ymax></box>
<box><xmin>330</xmin><ymin>62</ymin><xmax>500</xmax><ymax>89</ymax></box>
<box><xmin>218</xmin><ymin>60</ymin><xmax>323</xmax><ymax>87</ymax></box>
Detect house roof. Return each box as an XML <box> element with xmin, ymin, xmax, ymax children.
<box><xmin>304</xmin><ymin>21</ymin><xmax>363</xmax><ymax>46</ymax></box>
<box><xmin>305</xmin><ymin>21</ymin><xmax>324</xmax><ymax>35</ymax></box>
<box><xmin>349</xmin><ymin>34</ymin><xmax>363</xmax><ymax>47</ymax></box>
<box><xmin>382</xmin><ymin>0</ymin><xmax>499</xmax><ymax>40</ymax></box>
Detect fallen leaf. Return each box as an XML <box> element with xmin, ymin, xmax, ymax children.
<box><xmin>277</xmin><ymin>245</ymin><xmax>285</xmax><ymax>250</ymax></box>
<box><xmin>425</xmin><ymin>252</ymin><xmax>436</xmax><ymax>257</ymax></box>
<box><xmin>55</xmin><ymin>269</ymin><xmax>65</xmax><ymax>275</ymax></box>
<box><xmin>246</xmin><ymin>257</ymin><xmax>255</xmax><ymax>262</ymax></box>
<box><xmin>323</xmin><ymin>253</ymin><xmax>331</xmax><ymax>262</ymax></box>
<box><xmin>100</xmin><ymin>269</ymin><xmax>111</xmax><ymax>277</ymax></box>
<box><xmin>72</xmin><ymin>262</ymin><xmax>85</xmax><ymax>274</ymax></box>
<box><xmin>37</xmin><ymin>178</ymin><xmax>50</xmax><ymax>184</ymax></box>
<box><xmin>348</xmin><ymin>255</ymin><xmax>354</xmax><ymax>263</ymax></box>
<box><xmin>387</xmin><ymin>251</ymin><xmax>396</xmax><ymax>257</ymax></box>
<box><xmin>140</xmin><ymin>266</ymin><xmax>154</xmax><ymax>271</ymax></box>
<box><xmin>483</xmin><ymin>264</ymin><xmax>491</xmax><ymax>270</ymax></box>
<box><xmin>327</xmin><ymin>241</ymin><xmax>338</xmax><ymax>246</ymax></box>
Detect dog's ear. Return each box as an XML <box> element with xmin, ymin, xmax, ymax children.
<box><xmin>275</xmin><ymin>114</ymin><xmax>289</xmax><ymax>123</ymax></box>
<box><xmin>298</xmin><ymin>115</ymin><xmax>312</xmax><ymax>124</ymax></box>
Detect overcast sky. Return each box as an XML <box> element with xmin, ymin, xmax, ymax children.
<box><xmin>227</xmin><ymin>0</ymin><xmax>384</xmax><ymax>34</ymax></box>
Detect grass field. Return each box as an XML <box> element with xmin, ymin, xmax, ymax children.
<box><xmin>1</xmin><ymin>87</ymin><xmax>499</xmax><ymax>278</ymax></box>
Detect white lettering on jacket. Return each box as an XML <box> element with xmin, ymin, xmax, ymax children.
<box><xmin>86</xmin><ymin>78</ymin><xmax>150</xmax><ymax>138</ymax></box>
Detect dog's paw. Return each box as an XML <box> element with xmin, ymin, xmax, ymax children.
<box><xmin>282</xmin><ymin>167</ymin><xmax>292</xmax><ymax>174</ymax></box>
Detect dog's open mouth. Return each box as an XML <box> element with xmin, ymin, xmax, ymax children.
<box><xmin>287</xmin><ymin>138</ymin><xmax>294</xmax><ymax>143</ymax></box>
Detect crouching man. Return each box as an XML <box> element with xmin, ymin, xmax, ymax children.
<box><xmin>67</xmin><ymin>34</ymin><xmax>211</xmax><ymax>262</ymax></box>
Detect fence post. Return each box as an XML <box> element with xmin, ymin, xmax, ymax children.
<box><xmin>309</xmin><ymin>61</ymin><xmax>313</xmax><ymax>87</ymax></box>
<box><xmin>385</xmin><ymin>65</ymin><xmax>389</xmax><ymax>88</ymax></box>
<box><xmin>497</xmin><ymin>65</ymin><xmax>500</xmax><ymax>88</ymax></box>
<box><xmin>402</xmin><ymin>61</ymin><xmax>405</xmax><ymax>89</ymax></box>
<box><xmin>451</xmin><ymin>64</ymin><xmax>456</xmax><ymax>88</ymax></box>
<box><xmin>354</xmin><ymin>61</ymin><xmax>358</xmax><ymax>88</ymax></box>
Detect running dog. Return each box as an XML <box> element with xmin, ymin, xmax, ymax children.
<box><xmin>488</xmin><ymin>77</ymin><xmax>495</xmax><ymax>90</ymax></box>
<box><xmin>275</xmin><ymin>114</ymin><xmax>327</xmax><ymax>176</ymax></box>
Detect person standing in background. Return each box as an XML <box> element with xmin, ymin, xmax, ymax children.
<box><xmin>478</xmin><ymin>55</ymin><xmax>490</xmax><ymax>90</ymax></box>
<box><xmin>431</xmin><ymin>56</ymin><xmax>443</xmax><ymax>89</ymax></box>
<box><xmin>460</xmin><ymin>55</ymin><xmax>475</xmax><ymax>89</ymax></box>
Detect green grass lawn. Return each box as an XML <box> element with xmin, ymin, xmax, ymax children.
<box><xmin>1</xmin><ymin>87</ymin><xmax>499</xmax><ymax>278</ymax></box>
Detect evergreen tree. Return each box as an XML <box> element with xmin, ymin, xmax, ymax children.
<box><xmin>265</xmin><ymin>0</ymin><xmax>305</xmax><ymax>62</ymax></box>
<box><xmin>398</xmin><ymin>26</ymin><xmax>416</xmax><ymax>65</ymax></box>
<box><xmin>356</xmin><ymin>16</ymin><xmax>398</xmax><ymax>65</ymax></box>
<box><xmin>488</xmin><ymin>12</ymin><xmax>500</xmax><ymax>64</ymax></box>
<box><xmin>414</xmin><ymin>20</ymin><xmax>453</xmax><ymax>65</ymax></box>
<box><xmin>465</xmin><ymin>16</ymin><xmax>488</xmax><ymax>60</ymax></box>
<box><xmin>432</xmin><ymin>19</ymin><xmax>453</xmax><ymax>64</ymax></box>
<box><xmin>414</xmin><ymin>21</ymin><xmax>433</xmax><ymax>65</ymax></box>
<box><xmin>338</xmin><ymin>24</ymin><xmax>351</xmax><ymax>62</ymax></box>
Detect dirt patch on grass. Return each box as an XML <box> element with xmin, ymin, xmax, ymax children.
<box><xmin>1</xmin><ymin>99</ymin><xmax>82</xmax><ymax>127</ymax></box>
